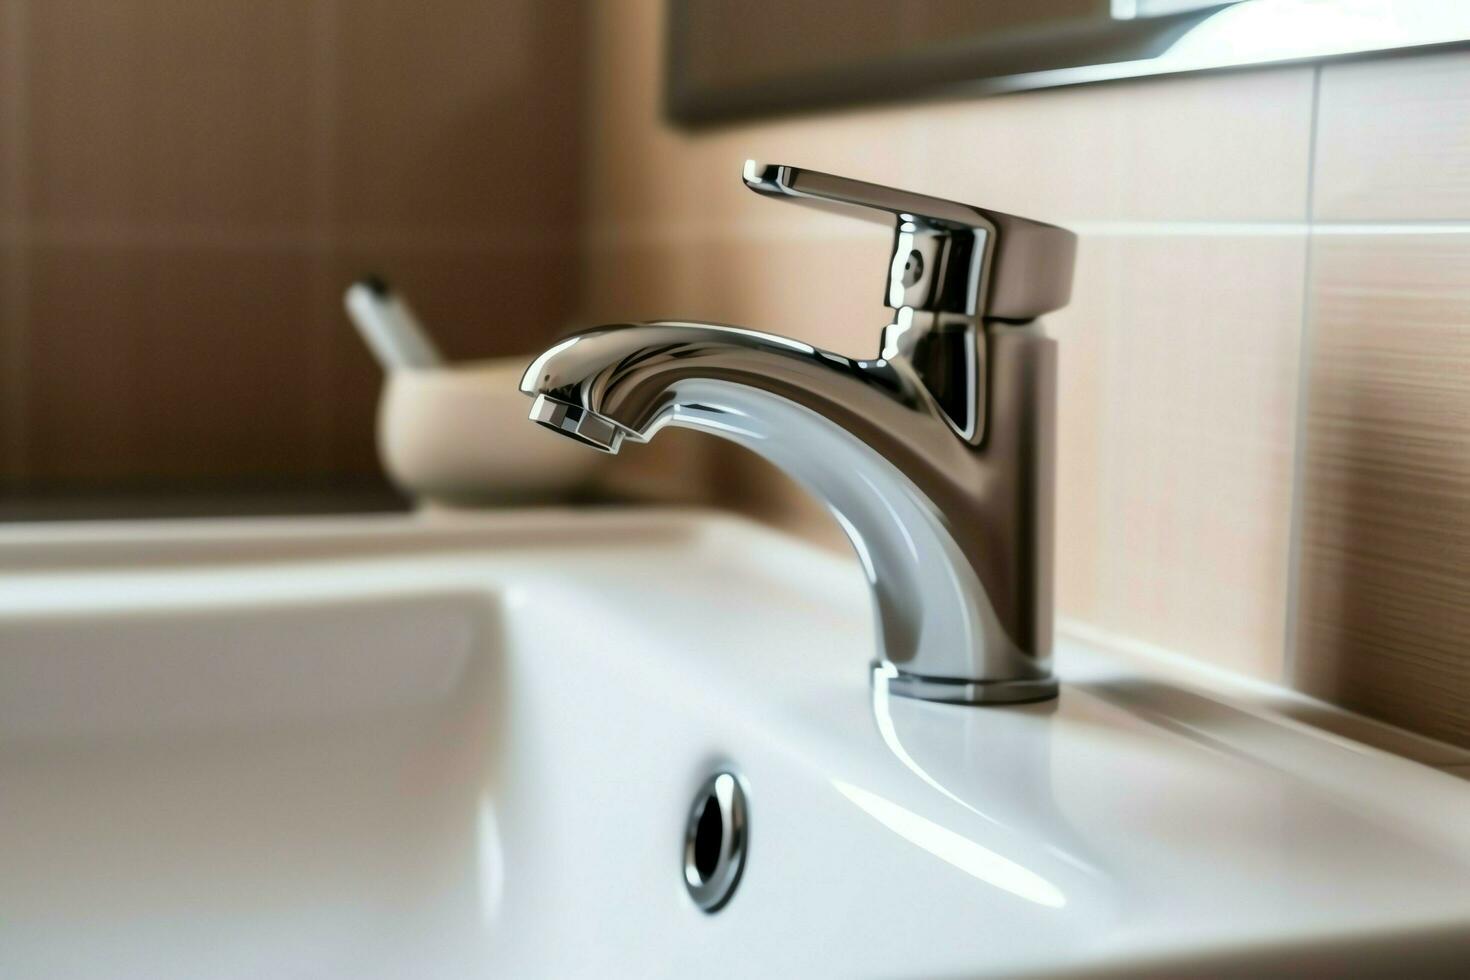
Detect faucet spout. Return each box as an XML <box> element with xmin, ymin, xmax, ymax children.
<box><xmin>520</xmin><ymin>318</ymin><xmax>1058</xmax><ymax>705</ymax></box>
<box><xmin>520</xmin><ymin>161</ymin><xmax>1073</xmax><ymax>705</ymax></box>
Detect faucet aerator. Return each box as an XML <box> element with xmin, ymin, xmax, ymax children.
<box><xmin>529</xmin><ymin>394</ymin><xmax>625</xmax><ymax>453</ymax></box>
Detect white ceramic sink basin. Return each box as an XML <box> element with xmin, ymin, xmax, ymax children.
<box><xmin>3</xmin><ymin>509</ymin><xmax>1470</xmax><ymax>978</ymax></box>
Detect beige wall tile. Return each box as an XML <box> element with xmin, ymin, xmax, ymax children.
<box><xmin>1292</xmin><ymin>234</ymin><xmax>1470</xmax><ymax>747</ymax></box>
<box><xmin>1049</xmin><ymin>233</ymin><xmax>1306</xmax><ymax>678</ymax></box>
<box><xmin>582</xmin><ymin>227</ymin><xmax>1307</xmax><ymax>678</ymax></box>
<box><xmin>1314</xmin><ymin>49</ymin><xmax>1470</xmax><ymax>221</ymax></box>
<box><xmin>583</xmin><ymin>236</ymin><xmax>895</xmax><ymax>354</ymax></box>
<box><xmin>27</xmin><ymin>245</ymin><xmax>321</xmax><ymax>483</ymax></box>
<box><xmin>914</xmin><ymin>67</ymin><xmax>1316</xmax><ymax>224</ymax></box>
<box><xmin>581</xmin><ymin>2</ymin><xmax>1312</xmax><ymax>679</ymax></box>
<box><xmin>586</xmin><ymin>0</ymin><xmax>1315</xmax><ymax>242</ymax></box>
<box><xmin>26</xmin><ymin>0</ymin><xmax>315</xmax><ymax>229</ymax></box>
<box><xmin>581</xmin><ymin>240</ymin><xmax>712</xmax><ymax>326</ymax></box>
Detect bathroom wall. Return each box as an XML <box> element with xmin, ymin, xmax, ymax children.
<box><xmin>0</xmin><ymin>0</ymin><xmax>584</xmax><ymax>498</ymax></box>
<box><xmin>580</xmin><ymin>2</ymin><xmax>1470</xmax><ymax>748</ymax></box>
<box><xmin>3</xmin><ymin>1</ymin><xmax>1466</xmax><ymax>749</ymax></box>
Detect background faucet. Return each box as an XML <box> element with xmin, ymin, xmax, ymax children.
<box><xmin>522</xmin><ymin>162</ymin><xmax>1076</xmax><ymax>705</ymax></box>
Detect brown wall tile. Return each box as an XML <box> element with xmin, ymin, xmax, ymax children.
<box><xmin>0</xmin><ymin>0</ymin><xmax>17</xmax><ymax>220</ymax></box>
<box><xmin>26</xmin><ymin>0</ymin><xmax>316</xmax><ymax>229</ymax></box>
<box><xmin>27</xmin><ymin>244</ymin><xmax>320</xmax><ymax>483</ymax></box>
<box><xmin>325</xmin><ymin>0</ymin><xmax>586</xmax><ymax>476</ymax></box>
<box><xmin>1292</xmin><ymin>234</ymin><xmax>1470</xmax><ymax>746</ymax></box>
<box><xmin>7</xmin><ymin>0</ymin><xmax>587</xmax><ymax>493</ymax></box>
<box><xmin>0</xmin><ymin>243</ymin><xmax>22</xmax><ymax>485</ymax></box>
<box><xmin>1</xmin><ymin>0</ymin><xmax>27</xmax><ymax>483</ymax></box>
<box><xmin>333</xmin><ymin>0</ymin><xmax>585</xmax><ymax>238</ymax></box>
<box><xmin>1314</xmin><ymin>49</ymin><xmax>1470</xmax><ymax>221</ymax></box>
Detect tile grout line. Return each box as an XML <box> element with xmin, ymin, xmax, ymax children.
<box><xmin>0</xmin><ymin>0</ymin><xmax>31</xmax><ymax>486</ymax></box>
<box><xmin>0</xmin><ymin>220</ymin><xmax>1463</xmax><ymax>253</ymax></box>
<box><xmin>0</xmin><ymin>221</ymin><xmax>574</xmax><ymax>252</ymax></box>
<box><xmin>1281</xmin><ymin>63</ymin><xmax>1326</xmax><ymax>688</ymax></box>
<box><xmin>579</xmin><ymin>219</ymin><xmax>1470</xmax><ymax>249</ymax></box>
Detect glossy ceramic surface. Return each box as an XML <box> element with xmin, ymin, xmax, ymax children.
<box><xmin>2</xmin><ymin>510</ymin><xmax>1469</xmax><ymax>977</ymax></box>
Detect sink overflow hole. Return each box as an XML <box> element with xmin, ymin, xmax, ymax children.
<box><xmin>683</xmin><ymin>771</ymin><xmax>748</xmax><ymax>913</ymax></box>
<box><xmin>693</xmin><ymin>794</ymin><xmax>723</xmax><ymax>882</ymax></box>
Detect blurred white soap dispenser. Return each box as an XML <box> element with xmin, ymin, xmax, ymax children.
<box><xmin>346</xmin><ymin>276</ymin><xmax>603</xmax><ymax>507</ymax></box>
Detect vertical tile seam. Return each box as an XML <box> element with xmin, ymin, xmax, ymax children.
<box><xmin>1281</xmin><ymin>63</ymin><xmax>1325</xmax><ymax>686</ymax></box>
<box><xmin>306</xmin><ymin>0</ymin><xmax>339</xmax><ymax>475</ymax></box>
<box><xmin>1</xmin><ymin>0</ymin><xmax>31</xmax><ymax>483</ymax></box>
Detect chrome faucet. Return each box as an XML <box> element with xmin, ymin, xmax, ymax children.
<box><xmin>521</xmin><ymin>162</ymin><xmax>1076</xmax><ymax>705</ymax></box>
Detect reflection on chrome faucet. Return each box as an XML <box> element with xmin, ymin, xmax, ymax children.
<box><xmin>522</xmin><ymin>162</ymin><xmax>1076</xmax><ymax>705</ymax></box>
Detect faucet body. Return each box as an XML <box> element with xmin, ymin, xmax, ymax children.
<box><xmin>522</xmin><ymin>163</ymin><xmax>1075</xmax><ymax>705</ymax></box>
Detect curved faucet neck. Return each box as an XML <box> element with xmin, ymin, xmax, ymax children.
<box><xmin>521</xmin><ymin>318</ymin><xmax>1057</xmax><ymax>705</ymax></box>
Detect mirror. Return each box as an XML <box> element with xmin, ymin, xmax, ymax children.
<box><xmin>667</xmin><ymin>0</ymin><xmax>1470</xmax><ymax>126</ymax></box>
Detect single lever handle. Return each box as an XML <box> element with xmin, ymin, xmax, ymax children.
<box><xmin>742</xmin><ymin>160</ymin><xmax>1075</xmax><ymax>322</ymax></box>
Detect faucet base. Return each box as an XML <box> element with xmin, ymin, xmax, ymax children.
<box><xmin>873</xmin><ymin>663</ymin><xmax>1059</xmax><ymax>706</ymax></box>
